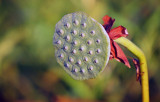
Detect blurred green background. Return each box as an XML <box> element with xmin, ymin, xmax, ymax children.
<box><xmin>0</xmin><ymin>0</ymin><xmax>160</xmax><ymax>102</ymax></box>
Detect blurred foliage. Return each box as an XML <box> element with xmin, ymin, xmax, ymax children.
<box><xmin>0</xmin><ymin>0</ymin><xmax>160</xmax><ymax>102</ymax></box>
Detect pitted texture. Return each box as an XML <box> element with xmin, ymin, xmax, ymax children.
<box><xmin>53</xmin><ymin>12</ymin><xmax>110</xmax><ymax>80</ymax></box>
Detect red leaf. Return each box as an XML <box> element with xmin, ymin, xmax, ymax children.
<box><xmin>102</xmin><ymin>15</ymin><xmax>131</xmax><ymax>68</ymax></box>
<box><xmin>109</xmin><ymin>26</ymin><xmax>128</xmax><ymax>40</ymax></box>
<box><xmin>110</xmin><ymin>40</ymin><xmax>131</xmax><ymax>68</ymax></box>
<box><xmin>102</xmin><ymin>15</ymin><xmax>115</xmax><ymax>33</ymax></box>
<box><xmin>132</xmin><ymin>58</ymin><xmax>144</xmax><ymax>84</ymax></box>
<box><xmin>132</xmin><ymin>59</ymin><xmax>140</xmax><ymax>81</ymax></box>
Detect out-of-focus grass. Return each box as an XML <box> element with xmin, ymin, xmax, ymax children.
<box><xmin>0</xmin><ymin>0</ymin><xmax>160</xmax><ymax>102</ymax></box>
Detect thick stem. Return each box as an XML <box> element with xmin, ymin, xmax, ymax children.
<box><xmin>115</xmin><ymin>37</ymin><xmax>149</xmax><ymax>102</ymax></box>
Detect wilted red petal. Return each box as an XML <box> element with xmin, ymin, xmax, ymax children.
<box><xmin>109</xmin><ymin>40</ymin><xmax>115</xmax><ymax>59</ymax></box>
<box><xmin>102</xmin><ymin>15</ymin><xmax>130</xmax><ymax>68</ymax></box>
<box><xmin>102</xmin><ymin>15</ymin><xmax>115</xmax><ymax>33</ymax></box>
<box><xmin>110</xmin><ymin>40</ymin><xmax>131</xmax><ymax>68</ymax></box>
<box><xmin>109</xmin><ymin>26</ymin><xmax>128</xmax><ymax>40</ymax></box>
<box><xmin>132</xmin><ymin>59</ymin><xmax>142</xmax><ymax>84</ymax></box>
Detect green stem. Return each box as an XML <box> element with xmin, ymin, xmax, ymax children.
<box><xmin>115</xmin><ymin>37</ymin><xmax>149</xmax><ymax>102</ymax></box>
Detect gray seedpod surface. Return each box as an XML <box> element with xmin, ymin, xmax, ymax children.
<box><xmin>53</xmin><ymin>12</ymin><xmax>110</xmax><ymax>80</ymax></box>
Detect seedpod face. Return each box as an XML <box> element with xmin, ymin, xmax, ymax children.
<box><xmin>53</xmin><ymin>12</ymin><xmax>110</xmax><ymax>80</ymax></box>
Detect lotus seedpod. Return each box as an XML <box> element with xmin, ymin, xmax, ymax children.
<box><xmin>53</xmin><ymin>12</ymin><xmax>110</xmax><ymax>80</ymax></box>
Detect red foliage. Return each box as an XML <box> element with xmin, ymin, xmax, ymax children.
<box><xmin>103</xmin><ymin>15</ymin><xmax>131</xmax><ymax>68</ymax></box>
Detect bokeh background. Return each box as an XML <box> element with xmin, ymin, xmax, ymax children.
<box><xmin>0</xmin><ymin>0</ymin><xmax>160</xmax><ymax>102</ymax></box>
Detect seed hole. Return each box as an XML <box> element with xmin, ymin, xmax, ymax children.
<box><xmin>63</xmin><ymin>46</ymin><xmax>68</xmax><ymax>51</ymax></box>
<box><xmin>64</xmin><ymin>62</ymin><xmax>70</xmax><ymax>68</ymax></box>
<box><xmin>88</xmin><ymin>50</ymin><xmax>93</xmax><ymax>55</ymax></box>
<box><xmin>57</xmin><ymin>29</ymin><xmax>64</xmax><ymax>36</ymax></box>
<box><xmin>74</xmin><ymin>68</ymin><xmax>78</xmax><ymax>72</ymax></box>
<box><xmin>87</xmin><ymin>40</ymin><xmax>92</xmax><ymax>45</ymax></box>
<box><xmin>80</xmin><ymin>46</ymin><xmax>85</xmax><ymax>51</ymax></box>
<box><xmin>93</xmin><ymin>59</ymin><xmax>98</xmax><ymax>63</ymax></box>
<box><xmin>69</xmin><ymin>57</ymin><xmax>74</xmax><ymax>63</ymax></box>
<box><xmin>65</xmin><ymin>35</ymin><xmax>71</xmax><ymax>42</ymax></box>
<box><xmin>82</xmin><ymin>23</ymin><xmax>86</xmax><ymax>28</ymax></box>
<box><xmin>73</xmin><ymin>20</ymin><xmax>79</xmax><ymax>25</ymax></box>
<box><xmin>96</xmin><ymin>49</ymin><xmax>101</xmax><ymax>53</ymax></box>
<box><xmin>81</xmin><ymin>69</ymin><xmax>85</xmax><ymax>73</ymax></box>
<box><xmin>80</xmin><ymin>33</ymin><xmax>85</xmax><ymax>37</ymax></box>
<box><xmin>72</xmin><ymin>49</ymin><xmax>77</xmax><ymax>54</ymax></box>
<box><xmin>59</xmin><ymin>53</ymin><xmax>64</xmax><ymax>58</ymax></box>
<box><xmin>96</xmin><ymin>39</ymin><xmax>101</xmax><ymax>43</ymax></box>
<box><xmin>73</xmin><ymin>40</ymin><xmax>78</xmax><ymax>45</ymax></box>
<box><xmin>64</xmin><ymin>23</ymin><xmax>70</xmax><ymax>28</ymax></box>
<box><xmin>84</xmin><ymin>57</ymin><xmax>88</xmax><ymax>62</ymax></box>
<box><xmin>77</xmin><ymin>60</ymin><xmax>82</xmax><ymax>65</ymax></box>
<box><xmin>89</xmin><ymin>66</ymin><xmax>93</xmax><ymax>70</ymax></box>
<box><xmin>56</xmin><ymin>40</ymin><xmax>62</xmax><ymax>45</ymax></box>
<box><xmin>90</xmin><ymin>30</ymin><xmax>95</xmax><ymax>35</ymax></box>
<box><xmin>72</xmin><ymin>29</ymin><xmax>77</xmax><ymax>35</ymax></box>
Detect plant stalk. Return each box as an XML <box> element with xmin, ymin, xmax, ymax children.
<box><xmin>115</xmin><ymin>37</ymin><xmax>149</xmax><ymax>102</ymax></box>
